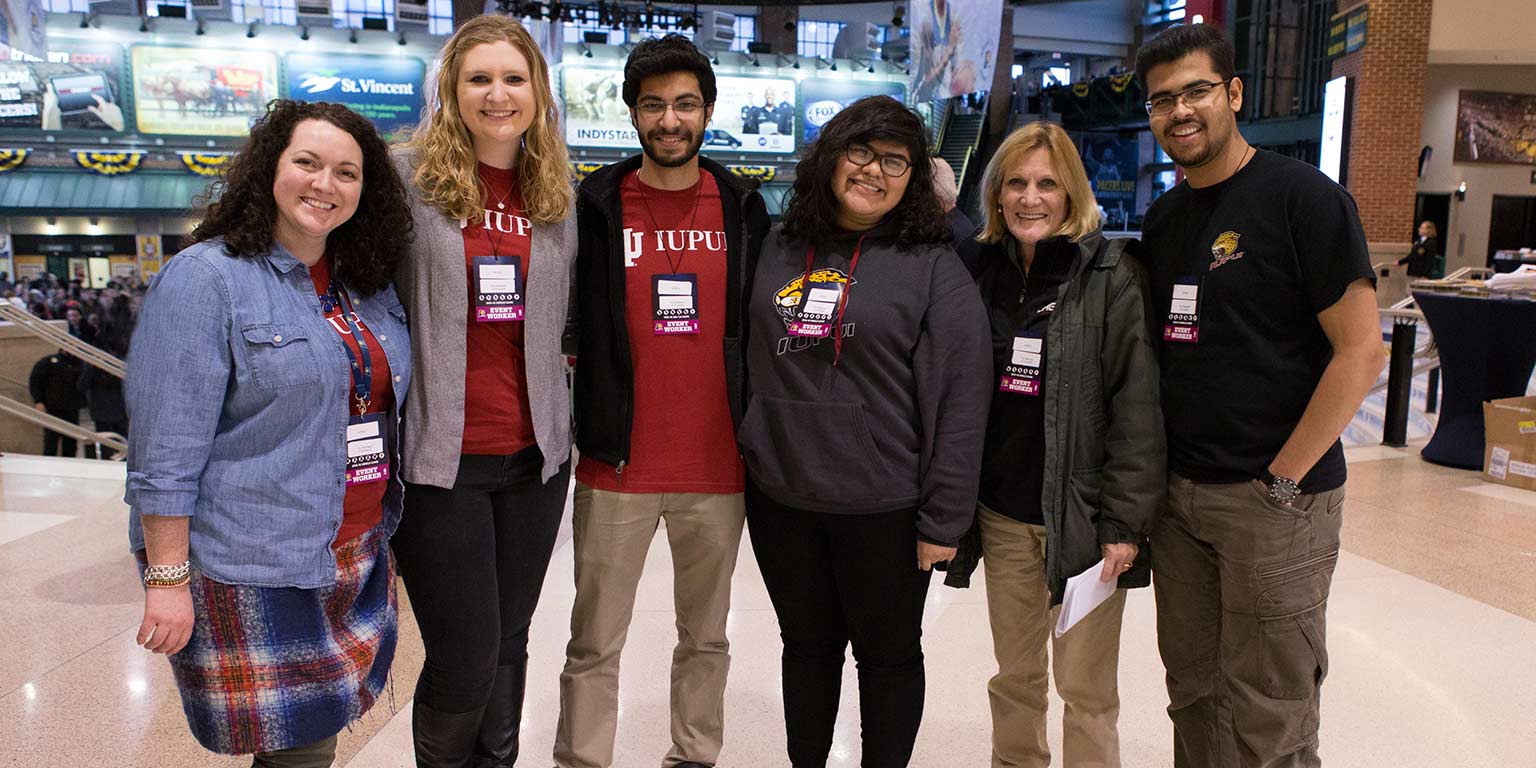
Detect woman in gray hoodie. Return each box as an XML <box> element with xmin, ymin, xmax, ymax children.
<box><xmin>738</xmin><ymin>95</ymin><xmax>991</xmax><ymax>768</ymax></box>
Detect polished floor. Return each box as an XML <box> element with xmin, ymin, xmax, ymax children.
<box><xmin>3</xmin><ymin>423</ymin><xmax>1536</xmax><ymax>767</ymax></box>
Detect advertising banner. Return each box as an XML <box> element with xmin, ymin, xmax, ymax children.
<box><xmin>910</xmin><ymin>0</ymin><xmax>1003</xmax><ymax>102</ymax></box>
<box><xmin>562</xmin><ymin>67</ymin><xmax>796</xmax><ymax>155</ymax></box>
<box><xmin>130</xmin><ymin>45</ymin><xmax>278</xmax><ymax>137</ymax></box>
<box><xmin>0</xmin><ymin>43</ymin><xmax>126</xmax><ymax>132</ymax></box>
<box><xmin>1077</xmin><ymin>133</ymin><xmax>1139</xmax><ymax>230</ymax></box>
<box><xmin>715</xmin><ymin>75</ymin><xmax>796</xmax><ymax>154</ymax></box>
<box><xmin>0</xmin><ymin>0</ymin><xmax>45</xmax><ymax>60</ymax></box>
<box><xmin>798</xmin><ymin>78</ymin><xmax>905</xmax><ymax>146</ymax></box>
<box><xmin>286</xmin><ymin>52</ymin><xmax>426</xmax><ymax>136</ymax></box>
<box><xmin>562</xmin><ymin>67</ymin><xmax>635</xmax><ymax>149</ymax></box>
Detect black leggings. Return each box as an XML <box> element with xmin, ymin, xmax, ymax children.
<box><xmin>393</xmin><ymin>447</ymin><xmax>571</xmax><ymax>713</ymax></box>
<box><xmin>745</xmin><ymin>481</ymin><xmax>934</xmax><ymax>768</ymax></box>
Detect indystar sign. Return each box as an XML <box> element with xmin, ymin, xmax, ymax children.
<box><xmin>286</xmin><ymin>52</ymin><xmax>426</xmax><ymax>134</ymax></box>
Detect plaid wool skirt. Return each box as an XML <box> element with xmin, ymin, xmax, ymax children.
<box><xmin>167</xmin><ymin>524</ymin><xmax>398</xmax><ymax>755</ymax></box>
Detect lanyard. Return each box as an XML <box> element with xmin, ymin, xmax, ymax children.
<box><xmin>802</xmin><ymin>234</ymin><xmax>865</xmax><ymax>365</ymax></box>
<box><xmin>635</xmin><ymin>173</ymin><xmax>705</xmax><ymax>275</ymax></box>
<box><xmin>325</xmin><ymin>280</ymin><xmax>373</xmax><ymax>414</ymax></box>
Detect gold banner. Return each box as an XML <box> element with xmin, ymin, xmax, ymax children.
<box><xmin>0</xmin><ymin>149</ymin><xmax>27</xmax><ymax>173</ymax></box>
<box><xmin>1071</xmin><ymin>82</ymin><xmax>1090</xmax><ymax>98</ymax></box>
<box><xmin>727</xmin><ymin>165</ymin><xmax>776</xmax><ymax>182</ymax></box>
<box><xmin>570</xmin><ymin>161</ymin><xmax>605</xmax><ymax>181</ymax></box>
<box><xmin>179</xmin><ymin>152</ymin><xmax>232</xmax><ymax>177</ymax></box>
<box><xmin>1108</xmin><ymin>73</ymin><xmax>1136</xmax><ymax>93</ymax></box>
<box><xmin>73</xmin><ymin>150</ymin><xmax>146</xmax><ymax>176</ymax></box>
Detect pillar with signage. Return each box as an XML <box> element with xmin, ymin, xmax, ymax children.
<box><xmin>1329</xmin><ymin>0</ymin><xmax>1433</xmax><ymax>246</ymax></box>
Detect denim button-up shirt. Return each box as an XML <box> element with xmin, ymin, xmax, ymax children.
<box><xmin>125</xmin><ymin>238</ymin><xmax>412</xmax><ymax>589</ymax></box>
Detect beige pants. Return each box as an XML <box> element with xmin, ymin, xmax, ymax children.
<box><xmin>553</xmin><ymin>484</ymin><xmax>746</xmax><ymax>768</ymax></box>
<box><xmin>980</xmin><ymin>506</ymin><xmax>1127</xmax><ymax>768</ymax></box>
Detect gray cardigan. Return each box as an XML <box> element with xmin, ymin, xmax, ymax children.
<box><xmin>391</xmin><ymin>148</ymin><xmax>575</xmax><ymax>487</ymax></box>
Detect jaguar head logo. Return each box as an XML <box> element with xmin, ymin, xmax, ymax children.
<box><xmin>1211</xmin><ymin>231</ymin><xmax>1241</xmax><ymax>259</ymax></box>
<box><xmin>774</xmin><ymin>268</ymin><xmax>856</xmax><ymax>326</ymax></box>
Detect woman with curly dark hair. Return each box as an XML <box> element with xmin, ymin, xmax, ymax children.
<box><xmin>125</xmin><ymin>99</ymin><xmax>413</xmax><ymax>768</ymax></box>
<box><xmin>737</xmin><ymin>95</ymin><xmax>991</xmax><ymax>767</ymax></box>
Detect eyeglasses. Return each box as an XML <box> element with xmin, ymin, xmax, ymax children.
<box><xmin>1144</xmin><ymin>79</ymin><xmax>1233</xmax><ymax>116</ymax></box>
<box><xmin>635</xmin><ymin>99</ymin><xmax>707</xmax><ymax>118</ymax></box>
<box><xmin>845</xmin><ymin>143</ymin><xmax>912</xmax><ymax>177</ymax></box>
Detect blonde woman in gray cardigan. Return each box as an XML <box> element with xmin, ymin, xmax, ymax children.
<box><xmin>389</xmin><ymin>15</ymin><xmax>576</xmax><ymax>768</ymax></box>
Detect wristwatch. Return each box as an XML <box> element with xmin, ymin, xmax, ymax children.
<box><xmin>1261</xmin><ymin>471</ymin><xmax>1302</xmax><ymax>505</ymax></box>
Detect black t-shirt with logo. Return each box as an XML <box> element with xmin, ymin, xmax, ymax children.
<box><xmin>979</xmin><ymin>238</ymin><xmax>1079</xmax><ymax>524</ymax></box>
<box><xmin>1139</xmin><ymin>150</ymin><xmax>1374</xmax><ymax>493</ymax></box>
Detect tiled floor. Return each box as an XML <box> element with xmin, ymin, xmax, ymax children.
<box><xmin>2</xmin><ymin>440</ymin><xmax>1535</xmax><ymax>768</ymax></box>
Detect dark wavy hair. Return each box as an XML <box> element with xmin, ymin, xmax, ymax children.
<box><xmin>191</xmin><ymin>100</ymin><xmax>412</xmax><ymax>296</ymax></box>
<box><xmin>780</xmin><ymin>96</ymin><xmax>949</xmax><ymax>246</ymax></box>
<box><xmin>623</xmin><ymin>34</ymin><xmax>718</xmax><ymax>107</ymax></box>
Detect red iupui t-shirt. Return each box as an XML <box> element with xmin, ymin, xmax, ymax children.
<box><xmin>461</xmin><ymin>163</ymin><xmax>538</xmax><ymax>456</ymax></box>
<box><xmin>308</xmin><ymin>257</ymin><xmax>392</xmax><ymax>545</ymax></box>
<box><xmin>576</xmin><ymin>169</ymin><xmax>744</xmax><ymax>494</ymax></box>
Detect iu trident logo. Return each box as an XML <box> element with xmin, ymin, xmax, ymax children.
<box><xmin>622</xmin><ymin>228</ymin><xmax>644</xmax><ymax>267</ymax></box>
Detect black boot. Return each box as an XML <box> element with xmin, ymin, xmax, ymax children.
<box><xmin>413</xmin><ymin>701</ymin><xmax>483</xmax><ymax>768</ymax></box>
<box><xmin>469</xmin><ymin>662</ymin><xmax>526</xmax><ymax>767</ymax></box>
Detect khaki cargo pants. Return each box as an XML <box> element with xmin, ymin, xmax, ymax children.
<box><xmin>1153</xmin><ymin>473</ymin><xmax>1344</xmax><ymax>768</ymax></box>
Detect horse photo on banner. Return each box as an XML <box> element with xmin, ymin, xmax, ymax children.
<box><xmin>910</xmin><ymin>0</ymin><xmax>1003</xmax><ymax>102</ymax></box>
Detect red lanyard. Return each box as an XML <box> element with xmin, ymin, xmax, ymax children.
<box><xmin>802</xmin><ymin>234</ymin><xmax>865</xmax><ymax>365</ymax></box>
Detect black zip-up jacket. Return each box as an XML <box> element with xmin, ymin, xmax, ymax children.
<box><xmin>566</xmin><ymin>154</ymin><xmax>771</xmax><ymax>470</ymax></box>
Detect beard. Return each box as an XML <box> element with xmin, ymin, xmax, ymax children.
<box><xmin>1161</xmin><ymin>116</ymin><xmax>1231</xmax><ymax>169</ymax></box>
<box><xmin>639</xmin><ymin>127</ymin><xmax>705</xmax><ymax>168</ymax></box>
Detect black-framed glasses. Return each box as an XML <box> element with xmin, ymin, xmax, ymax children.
<box><xmin>1144</xmin><ymin>79</ymin><xmax>1233</xmax><ymax>115</ymax></box>
<box><xmin>845</xmin><ymin>143</ymin><xmax>912</xmax><ymax>177</ymax></box>
<box><xmin>635</xmin><ymin>99</ymin><xmax>707</xmax><ymax>118</ymax></box>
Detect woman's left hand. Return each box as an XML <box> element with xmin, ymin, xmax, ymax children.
<box><xmin>1099</xmin><ymin>542</ymin><xmax>1139</xmax><ymax>583</ymax></box>
<box><xmin>917</xmin><ymin>540</ymin><xmax>957</xmax><ymax>571</ymax></box>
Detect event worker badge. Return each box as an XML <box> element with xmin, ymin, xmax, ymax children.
<box><xmin>652</xmin><ymin>274</ymin><xmax>700</xmax><ymax>335</ymax></box>
<box><xmin>1000</xmin><ymin>335</ymin><xmax>1044</xmax><ymax>395</ymax></box>
<box><xmin>787</xmin><ymin>279</ymin><xmax>845</xmax><ymax>338</ymax></box>
<box><xmin>1163</xmin><ymin>278</ymin><xmax>1201</xmax><ymax>343</ymax></box>
<box><xmin>345</xmin><ymin>414</ymin><xmax>389</xmax><ymax>486</ymax></box>
<box><xmin>472</xmin><ymin>255</ymin><xmax>524</xmax><ymax>322</ymax></box>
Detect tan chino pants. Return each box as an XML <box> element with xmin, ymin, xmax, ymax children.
<box><xmin>980</xmin><ymin>506</ymin><xmax>1127</xmax><ymax>768</ymax></box>
<box><xmin>553</xmin><ymin>484</ymin><xmax>745</xmax><ymax>768</ymax></box>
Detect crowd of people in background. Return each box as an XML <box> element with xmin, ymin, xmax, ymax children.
<box><xmin>2</xmin><ymin>270</ymin><xmax>145</xmax><ymax>459</ymax></box>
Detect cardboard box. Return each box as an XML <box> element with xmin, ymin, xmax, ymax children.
<box><xmin>1483</xmin><ymin>396</ymin><xmax>1536</xmax><ymax>491</ymax></box>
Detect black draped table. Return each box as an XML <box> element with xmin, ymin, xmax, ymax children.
<box><xmin>1413</xmin><ymin>291</ymin><xmax>1536</xmax><ymax>469</ymax></box>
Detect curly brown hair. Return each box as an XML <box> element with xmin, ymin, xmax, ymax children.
<box><xmin>191</xmin><ymin>100</ymin><xmax>413</xmax><ymax>296</ymax></box>
<box><xmin>780</xmin><ymin>96</ymin><xmax>949</xmax><ymax>246</ymax></box>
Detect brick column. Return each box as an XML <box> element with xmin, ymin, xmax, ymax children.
<box><xmin>1330</xmin><ymin>0</ymin><xmax>1433</xmax><ymax>246</ymax></box>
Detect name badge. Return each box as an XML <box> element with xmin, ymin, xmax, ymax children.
<box><xmin>473</xmin><ymin>255</ymin><xmax>524</xmax><ymax>322</ymax></box>
<box><xmin>788</xmin><ymin>280</ymin><xmax>845</xmax><ymax>338</ymax></box>
<box><xmin>345</xmin><ymin>413</ymin><xmax>389</xmax><ymax>486</ymax></box>
<box><xmin>999</xmin><ymin>335</ymin><xmax>1043</xmax><ymax>395</ymax></box>
<box><xmin>652</xmin><ymin>273</ymin><xmax>700</xmax><ymax>335</ymax></box>
<box><xmin>1163</xmin><ymin>279</ymin><xmax>1200</xmax><ymax>343</ymax></box>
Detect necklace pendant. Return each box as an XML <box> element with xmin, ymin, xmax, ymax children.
<box><xmin>497</xmin><ymin>201</ymin><xmax>505</xmax><ymax>210</ymax></box>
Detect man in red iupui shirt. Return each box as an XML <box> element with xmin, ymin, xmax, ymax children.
<box><xmin>558</xmin><ymin>35</ymin><xmax>771</xmax><ymax>768</ymax></box>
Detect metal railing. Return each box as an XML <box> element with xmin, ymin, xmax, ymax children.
<box><xmin>0</xmin><ymin>301</ymin><xmax>129</xmax><ymax>459</ymax></box>
<box><xmin>0</xmin><ymin>395</ymin><xmax>127</xmax><ymax>458</ymax></box>
<box><xmin>0</xmin><ymin>302</ymin><xmax>125</xmax><ymax>378</ymax></box>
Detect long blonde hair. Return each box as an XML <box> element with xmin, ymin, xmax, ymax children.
<box><xmin>977</xmin><ymin>121</ymin><xmax>1101</xmax><ymax>244</ymax></box>
<box><xmin>403</xmin><ymin>15</ymin><xmax>573</xmax><ymax>223</ymax></box>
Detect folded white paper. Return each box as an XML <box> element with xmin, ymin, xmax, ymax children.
<box><xmin>1055</xmin><ymin>558</ymin><xmax>1119</xmax><ymax>638</ymax></box>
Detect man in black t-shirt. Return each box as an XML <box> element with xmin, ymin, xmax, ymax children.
<box><xmin>1135</xmin><ymin>25</ymin><xmax>1384</xmax><ymax>768</ymax></box>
